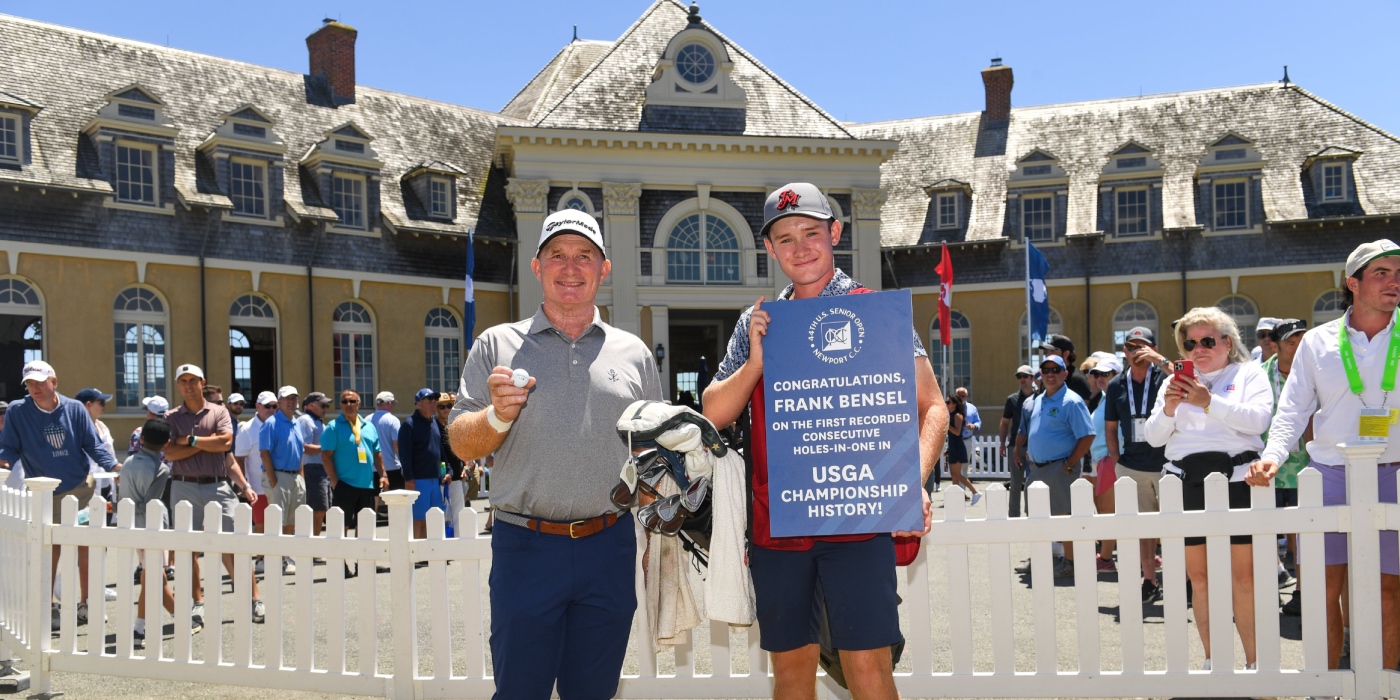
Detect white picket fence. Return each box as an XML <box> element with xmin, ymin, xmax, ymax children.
<box><xmin>2</xmin><ymin>443</ymin><xmax>1400</xmax><ymax>699</ymax></box>
<box><xmin>941</xmin><ymin>435</ymin><xmax>1013</xmax><ymax>479</ymax></box>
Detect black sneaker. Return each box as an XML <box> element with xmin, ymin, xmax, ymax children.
<box><xmin>133</xmin><ymin>628</ymin><xmax>145</xmax><ymax>649</ymax></box>
<box><xmin>1141</xmin><ymin>579</ymin><xmax>1162</xmax><ymax>604</ymax></box>
<box><xmin>1282</xmin><ymin>589</ymin><xmax>1302</xmax><ymax>616</ymax></box>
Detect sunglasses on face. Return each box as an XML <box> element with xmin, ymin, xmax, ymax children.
<box><xmin>437</xmin><ymin>405</ymin><xmax>452</xmax><ymax>410</ymax></box>
<box><xmin>1182</xmin><ymin>336</ymin><xmax>1220</xmax><ymax>351</ymax></box>
<box><xmin>1257</xmin><ymin>331</ymin><xmax>1271</xmax><ymax>339</ymax></box>
<box><xmin>261</xmin><ymin>403</ymin><xmax>277</xmax><ymax>409</ymax></box>
<box><xmin>1015</xmin><ymin>373</ymin><xmax>1031</xmax><ymax>379</ymax></box>
<box><xmin>341</xmin><ymin>399</ymin><xmax>359</xmax><ymax>404</ymax></box>
<box><xmin>1040</xmin><ymin>365</ymin><xmax>1065</xmax><ymax>375</ymax></box>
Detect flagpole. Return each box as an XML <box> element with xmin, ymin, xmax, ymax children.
<box><xmin>1025</xmin><ymin>240</ymin><xmax>1033</xmax><ymax>368</ymax></box>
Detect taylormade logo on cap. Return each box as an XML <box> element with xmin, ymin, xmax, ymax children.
<box><xmin>537</xmin><ymin>209</ymin><xmax>606</xmax><ymax>258</ymax></box>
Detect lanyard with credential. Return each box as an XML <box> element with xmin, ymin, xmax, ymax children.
<box><xmin>1126</xmin><ymin>365</ymin><xmax>1155</xmax><ymax>417</ymax></box>
<box><xmin>1338</xmin><ymin>310</ymin><xmax>1400</xmax><ymax>407</ymax></box>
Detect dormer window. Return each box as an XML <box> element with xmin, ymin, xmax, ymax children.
<box><xmin>429</xmin><ymin>177</ymin><xmax>451</xmax><ymax>217</ymax></box>
<box><xmin>115</xmin><ymin>142</ymin><xmax>156</xmax><ymax>204</ymax></box>
<box><xmin>1196</xmin><ymin>133</ymin><xmax>1263</xmax><ymax>233</ymax></box>
<box><xmin>399</xmin><ymin>161</ymin><xmax>463</xmax><ymax>225</ymax></box>
<box><xmin>1011</xmin><ymin>149</ymin><xmax>1066</xmax><ymax>182</ymax></box>
<box><xmin>937</xmin><ymin>193</ymin><xmax>959</xmax><ymax>229</ymax></box>
<box><xmin>233</xmin><ymin>123</ymin><xmax>266</xmax><ymax>139</ymax></box>
<box><xmin>117</xmin><ymin>104</ymin><xmax>155</xmax><ymax>121</ymax></box>
<box><xmin>0</xmin><ymin>90</ymin><xmax>40</xmax><ymax>167</ymax></box>
<box><xmin>1117</xmin><ymin>157</ymin><xmax>1146</xmax><ymax>169</ymax></box>
<box><xmin>1215</xmin><ymin>148</ymin><xmax>1246</xmax><ymax>161</ymax></box>
<box><xmin>302</xmin><ymin>122</ymin><xmax>382</xmax><ymax>235</ymax></box>
<box><xmin>199</xmin><ymin>105</ymin><xmax>285</xmax><ymax>224</ymax></box>
<box><xmin>1323</xmin><ymin>163</ymin><xmax>1346</xmax><ymax>201</ymax></box>
<box><xmin>335</xmin><ymin>139</ymin><xmax>365</xmax><ymax>154</ymax></box>
<box><xmin>229</xmin><ymin>159</ymin><xmax>267</xmax><ymax>217</ymax></box>
<box><xmin>86</xmin><ymin>85</ymin><xmax>176</xmax><ymax>138</ymax></box>
<box><xmin>643</xmin><ymin>4</ymin><xmax>747</xmax><ymax>117</ymax></box>
<box><xmin>1098</xmin><ymin>142</ymin><xmax>1163</xmax><ymax>238</ymax></box>
<box><xmin>332</xmin><ymin>173</ymin><xmax>366</xmax><ymax>229</ymax></box>
<box><xmin>0</xmin><ymin>114</ymin><xmax>17</xmax><ymax>164</ymax></box>
<box><xmin>675</xmin><ymin>43</ymin><xmax>716</xmax><ymax>84</ymax></box>
<box><xmin>1214</xmin><ymin>180</ymin><xmax>1249</xmax><ymax>229</ymax></box>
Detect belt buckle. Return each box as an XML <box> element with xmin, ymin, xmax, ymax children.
<box><xmin>568</xmin><ymin>519</ymin><xmax>588</xmax><ymax>538</ymax></box>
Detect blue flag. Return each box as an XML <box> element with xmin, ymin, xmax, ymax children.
<box><xmin>1027</xmin><ymin>242</ymin><xmax>1050</xmax><ymax>343</ymax></box>
<box><xmin>464</xmin><ymin>229</ymin><xmax>476</xmax><ymax>351</ymax></box>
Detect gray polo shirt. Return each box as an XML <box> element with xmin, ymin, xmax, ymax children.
<box><xmin>451</xmin><ymin>305</ymin><xmax>663</xmax><ymax>521</ymax></box>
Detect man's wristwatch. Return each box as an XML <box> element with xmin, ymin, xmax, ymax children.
<box><xmin>188</xmin><ymin>435</ymin><xmax>197</xmax><ymax>447</ymax></box>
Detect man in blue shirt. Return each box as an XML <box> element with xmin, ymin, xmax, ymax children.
<box><xmin>0</xmin><ymin>360</ymin><xmax>117</xmax><ymax>628</ymax></box>
<box><xmin>398</xmin><ymin>388</ymin><xmax>445</xmax><ymax>540</ymax></box>
<box><xmin>260</xmin><ymin>386</ymin><xmax>306</xmax><ymax>575</ymax></box>
<box><xmin>1015</xmin><ymin>354</ymin><xmax>1095</xmax><ymax>578</ymax></box>
<box><xmin>956</xmin><ymin>387</ymin><xmax>981</xmax><ymax>439</ymax></box>
<box><xmin>371</xmin><ymin>392</ymin><xmax>403</xmax><ymax>493</ymax></box>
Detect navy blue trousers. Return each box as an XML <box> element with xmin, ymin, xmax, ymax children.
<box><xmin>489</xmin><ymin>512</ymin><xmax>636</xmax><ymax>700</ymax></box>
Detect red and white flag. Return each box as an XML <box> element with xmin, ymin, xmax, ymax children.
<box><xmin>935</xmin><ymin>241</ymin><xmax>953</xmax><ymax>346</ymax></box>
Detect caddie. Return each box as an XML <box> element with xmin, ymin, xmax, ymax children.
<box><xmin>1249</xmin><ymin>239</ymin><xmax>1400</xmax><ymax>670</ymax></box>
<box><xmin>701</xmin><ymin>182</ymin><xmax>947</xmax><ymax>699</ymax></box>
<box><xmin>447</xmin><ymin>208</ymin><xmax>663</xmax><ymax>699</ymax></box>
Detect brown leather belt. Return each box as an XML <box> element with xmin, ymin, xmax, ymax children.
<box><xmin>170</xmin><ymin>475</ymin><xmax>223</xmax><ymax>485</ymax></box>
<box><xmin>496</xmin><ymin>510</ymin><xmax>620</xmax><ymax>538</ymax></box>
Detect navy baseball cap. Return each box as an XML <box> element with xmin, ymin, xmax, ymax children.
<box><xmin>760</xmin><ymin>183</ymin><xmax>835</xmax><ymax>238</ymax></box>
<box><xmin>415</xmin><ymin>388</ymin><xmax>441</xmax><ymax>402</ymax></box>
<box><xmin>74</xmin><ymin>388</ymin><xmax>113</xmax><ymax>403</ymax></box>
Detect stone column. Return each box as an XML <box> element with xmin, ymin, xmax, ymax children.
<box><xmin>505</xmin><ymin>178</ymin><xmax>551</xmax><ymax>318</ymax></box>
<box><xmin>602</xmin><ymin>182</ymin><xmax>643</xmax><ymax>334</ymax></box>
<box><xmin>851</xmin><ymin>188</ymin><xmax>889</xmax><ymax>289</ymax></box>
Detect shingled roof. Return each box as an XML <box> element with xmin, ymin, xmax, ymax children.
<box><xmin>0</xmin><ymin>13</ymin><xmax>525</xmax><ymax>238</ymax></box>
<box><xmin>857</xmin><ymin>83</ymin><xmax>1400</xmax><ymax>248</ymax></box>
<box><xmin>528</xmin><ymin>0</ymin><xmax>855</xmax><ymax>139</ymax></box>
<box><xmin>502</xmin><ymin>39</ymin><xmax>613</xmax><ymax>123</ymax></box>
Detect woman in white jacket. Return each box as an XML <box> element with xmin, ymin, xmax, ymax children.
<box><xmin>1144</xmin><ymin>306</ymin><xmax>1273</xmax><ymax>670</ymax></box>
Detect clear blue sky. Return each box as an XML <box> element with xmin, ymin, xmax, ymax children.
<box><xmin>12</xmin><ymin>1</ymin><xmax>1400</xmax><ymax>134</ymax></box>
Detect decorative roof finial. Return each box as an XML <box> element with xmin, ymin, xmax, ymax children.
<box><xmin>688</xmin><ymin>2</ymin><xmax>702</xmax><ymax>25</ymax></box>
<box><xmin>1281</xmin><ymin>65</ymin><xmax>1291</xmax><ymax>87</ymax></box>
<box><xmin>573</xmin><ymin>24</ymin><xmax>578</xmax><ymax>42</ymax></box>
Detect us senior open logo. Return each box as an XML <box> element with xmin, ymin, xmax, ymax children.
<box><xmin>807</xmin><ymin>306</ymin><xmax>865</xmax><ymax>365</ymax></box>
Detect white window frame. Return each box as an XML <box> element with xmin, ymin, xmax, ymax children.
<box><xmin>229</xmin><ymin>157</ymin><xmax>268</xmax><ymax>219</ymax></box>
<box><xmin>114</xmin><ymin>141</ymin><xmax>158</xmax><ymax>206</ymax></box>
<box><xmin>112</xmin><ymin>286</ymin><xmax>170</xmax><ymax>412</ymax></box>
<box><xmin>1112</xmin><ymin>300</ymin><xmax>1159</xmax><ymax>358</ymax></box>
<box><xmin>429</xmin><ymin>176</ymin><xmax>452</xmax><ymax>218</ymax></box>
<box><xmin>332</xmin><ymin>172</ymin><xmax>367</xmax><ymax>231</ymax></box>
<box><xmin>0</xmin><ymin>114</ymin><xmax>18</xmax><ymax>164</ymax></box>
<box><xmin>228</xmin><ymin>293</ymin><xmax>280</xmax><ymax>396</ymax></box>
<box><xmin>424</xmin><ymin>307</ymin><xmax>461</xmax><ymax>392</ymax></box>
<box><xmin>675</xmin><ymin>42</ymin><xmax>717</xmax><ymax>86</ymax></box>
<box><xmin>666</xmin><ymin>211</ymin><xmax>743</xmax><ymax>285</ymax></box>
<box><xmin>0</xmin><ymin>276</ymin><xmax>45</xmax><ymax>373</ymax></box>
<box><xmin>936</xmin><ymin>192</ymin><xmax>960</xmax><ymax>230</ymax></box>
<box><xmin>1022</xmin><ymin>194</ymin><xmax>1055</xmax><ymax>242</ymax></box>
<box><xmin>1115</xmin><ymin>187</ymin><xmax>1150</xmax><ymax>236</ymax></box>
<box><xmin>1213</xmin><ymin>179</ymin><xmax>1249</xmax><ymax>230</ymax></box>
<box><xmin>1215</xmin><ymin>294</ymin><xmax>1260</xmax><ymax>350</ymax></box>
<box><xmin>1314</xmin><ymin>289</ymin><xmax>1345</xmax><ymax>327</ymax></box>
<box><xmin>1322</xmin><ymin>163</ymin><xmax>1347</xmax><ymax>201</ymax></box>
<box><xmin>332</xmin><ymin>301</ymin><xmax>376</xmax><ymax>399</ymax></box>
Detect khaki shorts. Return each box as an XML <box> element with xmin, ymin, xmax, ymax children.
<box><xmin>1119</xmin><ymin>467</ymin><xmax>1161</xmax><ymax>513</ymax></box>
<box><xmin>263</xmin><ymin>471</ymin><xmax>306</xmax><ymax>528</ymax></box>
<box><xmin>51</xmin><ymin>476</ymin><xmax>97</xmax><ymax>523</ymax></box>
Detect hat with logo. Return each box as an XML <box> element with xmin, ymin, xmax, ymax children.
<box><xmin>1093</xmin><ymin>357</ymin><xmax>1123</xmax><ymax>374</ymax></box>
<box><xmin>1039</xmin><ymin>355</ymin><xmax>1068</xmax><ymax>370</ymax></box>
<box><xmin>277</xmin><ymin>385</ymin><xmax>299</xmax><ymax>399</ymax></box>
<box><xmin>74</xmin><ymin>388</ymin><xmax>113</xmax><ymax>403</ymax></box>
<box><xmin>415</xmin><ymin>388</ymin><xmax>441</xmax><ymax>402</ymax></box>
<box><xmin>537</xmin><ymin>209</ymin><xmax>606</xmax><ymax>258</ymax></box>
<box><xmin>174</xmin><ymin>364</ymin><xmax>205</xmax><ymax>381</ymax></box>
<box><xmin>303</xmin><ymin>391</ymin><xmax>332</xmax><ymax>408</ymax></box>
<box><xmin>1274</xmin><ymin>318</ymin><xmax>1308</xmax><ymax>342</ymax></box>
<box><xmin>256</xmin><ymin>391</ymin><xmax>277</xmax><ymax>406</ymax></box>
<box><xmin>1124</xmin><ymin>327</ymin><xmax>1156</xmax><ymax>346</ymax></box>
<box><xmin>1345</xmin><ymin>239</ymin><xmax>1400</xmax><ymax>277</ymax></box>
<box><xmin>1015</xmin><ymin>364</ymin><xmax>1035</xmax><ymax>377</ymax></box>
<box><xmin>1040</xmin><ymin>334</ymin><xmax>1075</xmax><ymax>353</ymax></box>
<box><xmin>21</xmin><ymin>360</ymin><xmax>55</xmax><ymax>383</ymax></box>
<box><xmin>227</xmin><ymin>392</ymin><xmax>246</xmax><ymax>405</ymax></box>
<box><xmin>760</xmin><ymin>183</ymin><xmax>835</xmax><ymax>238</ymax></box>
<box><xmin>375</xmin><ymin>391</ymin><xmax>396</xmax><ymax>405</ymax></box>
<box><xmin>1257</xmin><ymin>317</ymin><xmax>1280</xmax><ymax>332</ymax></box>
<box><xmin>141</xmin><ymin>396</ymin><xmax>169</xmax><ymax>414</ymax></box>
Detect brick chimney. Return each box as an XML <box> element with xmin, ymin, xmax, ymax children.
<box><xmin>307</xmin><ymin>20</ymin><xmax>357</xmax><ymax>105</ymax></box>
<box><xmin>981</xmin><ymin>58</ymin><xmax>1013</xmax><ymax>123</ymax></box>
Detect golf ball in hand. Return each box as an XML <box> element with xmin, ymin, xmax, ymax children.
<box><xmin>511</xmin><ymin>368</ymin><xmax>531</xmax><ymax>388</ymax></box>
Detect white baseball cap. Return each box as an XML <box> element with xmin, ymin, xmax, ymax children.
<box><xmin>1094</xmin><ymin>357</ymin><xmax>1124</xmax><ymax>373</ymax></box>
<box><xmin>256</xmin><ymin>391</ymin><xmax>278</xmax><ymax>406</ymax></box>
<box><xmin>141</xmin><ymin>396</ymin><xmax>169</xmax><ymax>414</ymax></box>
<box><xmin>227</xmin><ymin>392</ymin><xmax>246</xmax><ymax>404</ymax></box>
<box><xmin>537</xmin><ymin>209</ymin><xmax>606</xmax><ymax>258</ymax></box>
<box><xmin>375</xmin><ymin>391</ymin><xmax>396</xmax><ymax>404</ymax></box>
<box><xmin>278</xmin><ymin>385</ymin><xmax>299</xmax><ymax>399</ymax></box>
<box><xmin>175</xmin><ymin>364</ymin><xmax>205</xmax><ymax>380</ymax></box>
<box><xmin>21</xmin><ymin>360</ymin><xmax>55</xmax><ymax>383</ymax></box>
<box><xmin>1345</xmin><ymin>239</ymin><xmax>1400</xmax><ymax>278</ymax></box>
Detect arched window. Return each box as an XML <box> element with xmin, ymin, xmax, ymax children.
<box><xmin>1018</xmin><ymin>308</ymin><xmax>1065</xmax><ymax>367</ymax></box>
<box><xmin>113</xmin><ymin>286</ymin><xmax>169</xmax><ymax>410</ymax></box>
<box><xmin>1313</xmin><ymin>289</ymin><xmax>1345</xmax><ymax>326</ymax></box>
<box><xmin>667</xmin><ymin>212</ymin><xmax>741</xmax><ymax>284</ymax></box>
<box><xmin>675</xmin><ymin>43</ymin><xmax>716</xmax><ymax>84</ymax></box>
<box><xmin>333</xmin><ymin>301</ymin><xmax>375</xmax><ymax>398</ymax></box>
<box><xmin>0</xmin><ymin>277</ymin><xmax>43</xmax><ymax>401</ymax></box>
<box><xmin>930</xmin><ymin>311</ymin><xmax>972</xmax><ymax>395</ymax></box>
<box><xmin>424</xmin><ymin>307</ymin><xmax>461</xmax><ymax>393</ymax></box>
<box><xmin>229</xmin><ymin>293</ymin><xmax>278</xmax><ymax>398</ymax></box>
<box><xmin>1112</xmin><ymin>300</ymin><xmax>1159</xmax><ymax>351</ymax></box>
<box><xmin>1215</xmin><ymin>294</ymin><xmax>1260</xmax><ymax>349</ymax></box>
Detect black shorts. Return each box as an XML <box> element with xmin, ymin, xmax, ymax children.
<box><xmin>1180</xmin><ymin>462</ymin><xmax>1253</xmax><ymax>546</ymax></box>
<box><xmin>749</xmin><ymin>536</ymin><xmax>902</xmax><ymax>653</ymax></box>
<box><xmin>946</xmin><ymin>435</ymin><xmax>968</xmax><ymax>464</ymax></box>
<box><xmin>332</xmin><ymin>481</ymin><xmax>377</xmax><ymax>530</ymax></box>
<box><xmin>385</xmin><ymin>469</ymin><xmax>406</xmax><ymax>492</ymax></box>
<box><xmin>304</xmin><ymin>464</ymin><xmax>333</xmax><ymax>511</ymax></box>
<box><xmin>1275</xmin><ymin>487</ymin><xmax>1298</xmax><ymax>508</ymax></box>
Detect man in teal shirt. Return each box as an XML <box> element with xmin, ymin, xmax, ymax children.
<box><xmin>323</xmin><ymin>390</ymin><xmax>386</xmax><ymax>573</ymax></box>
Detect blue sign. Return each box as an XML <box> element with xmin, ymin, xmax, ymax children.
<box><xmin>762</xmin><ymin>289</ymin><xmax>923</xmax><ymax>537</ymax></box>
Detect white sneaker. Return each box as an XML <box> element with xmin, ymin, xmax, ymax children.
<box><xmin>1202</xmin><ymin>658</ymin><xmax>1211</xmax><ymax>671</ymax></box>
<box><xmin>282</xmin><ymin>557</ymin><xmax>296</xmax><ymax>575</ymax></box>
<box><xmin>970</xmin><ymin>492</ymin><xmax>983</xmax><ymax>507</ymax></box>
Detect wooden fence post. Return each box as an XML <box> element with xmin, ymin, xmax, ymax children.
<box><xmin>23</xmin><ymin>477</ymin><xmax>59</xmax><ymax>698</ymax></box>
<box><xmin>1341</xmin><ymin>442</ymin><xmax>1386</xmax><ymax>700</ymax></box>
<box><xmin>382</xmin><ymin>489</ymin><xmax>419</xmax><ymax>700</ymax></box>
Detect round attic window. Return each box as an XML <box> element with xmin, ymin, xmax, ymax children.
<box><xmin>675</xmin><ymin>43</ymin><xmax>716</xmax><ymax>84</ymax></box>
